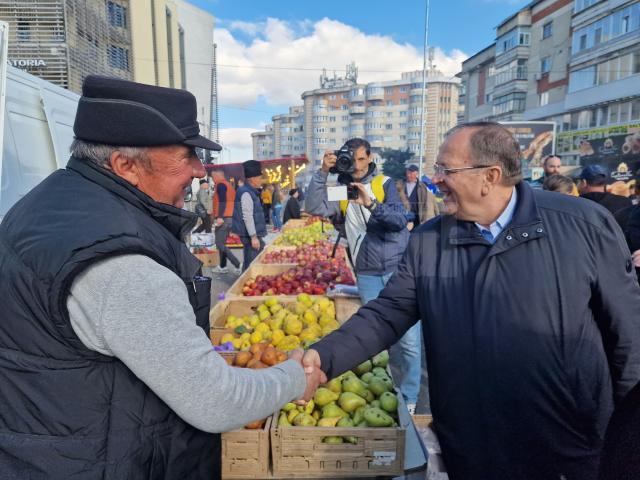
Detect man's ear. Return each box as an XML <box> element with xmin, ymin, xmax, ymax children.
<box><xmin>484</xmin><ymin>165</ymin><xmax>503</xmax><ymax>188</ymax></box>
<box><xmin>109</xmin><ymin>151</ymin><xmax>140</xmax><ymax>186</ymax></box>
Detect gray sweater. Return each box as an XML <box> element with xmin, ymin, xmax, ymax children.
<box><xmin>67</xmin><ymin>254</ymin><xmax>306</xmax><ymax>433</ymax></box>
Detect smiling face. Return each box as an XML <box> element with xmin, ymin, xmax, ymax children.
<box><xmin>433</xmin><ymin>129</ymin><xmax>491</xmax><ymax>221</ymax></box>
<box><xmin>352</xmin><ymin>146</ymin><xmax>373</xmax><ymax>181</ymax></box>
<box><xmin>133</xmin><ymin>145</ymin><xmax>205</xmax><ymax>208</ymax></box>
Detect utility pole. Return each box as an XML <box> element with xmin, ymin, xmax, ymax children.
<box><xmin>417</xmin><ymin>0</ymin><xmax>431</xmax><ymax>180</ymax></box>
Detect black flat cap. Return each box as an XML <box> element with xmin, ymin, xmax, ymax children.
<box><xmin>243</xmin><ymin>160</ymin><xmax>262</xmax><ymax>178</ymax></box>
<box><xmin>73</xmin><ymin>75</ymin><xmax>222</xmax><ymax>151</ymax></box>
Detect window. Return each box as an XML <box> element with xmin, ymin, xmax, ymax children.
<box><xmin>539</xmin><ymin>91</ymin><xmax>549</xmax><ymax>106</ymax></box>
<box><xmin>400</xmin><ymin>86</ymin><xmax>408</xmax><ymax>93</ymax></box>
<box><xmin>542</xmin><ymin>22</ymin><xmax>553</xmax><ymax>39</ymax></box>
<box><xmin>342</xmin><ymin>104</ymin><xmax>348</xmax><ymax>110</ymax></box>
<box><xmin>17</xmin><ymin>19</ymin><xmax>30</xmax><ymax>41</ymax></box>
<box><xmin>634</xmin><ymin>51</ymin><xmax>640</xmax><ymax>74</ymax></box>
<box><xmin>108</xmin><ymin>2</ymin><xmax>127</xmax><ymax>28</ymax></box>
<box><xmin>107</xmin><ymin>45</ymin><xmax>129</xmax><ymax>70</ymax></box>
<box><xmin>575</xmin><ymin>0</ymin><xmax>599</xmax><ymax>13</ymax></box>
<box><xmin>399</xmin><ymin>98</ymin><xmax>408</xmax><ymax>104</ymax></box>
<box><xmin>541</xmin><ymin>57</ymin><xmax>551</xmax><ymax>74</ymax></box>
<box><xmin>569</xmin><ymin>65</ymin><xmax>596</xmax><ymax>92</ymax></box>
<box><xmin>385</xmin><ymin>124</ymin><xmax>393</xmax><ymax>130</ymax></box>
<box><xmin>620</xmin><ymin>102</ymin><xmax>630</xmax><ymax>123</ymax></box>
<box><xmin>341</xmin><ymin>93</ymin><xmax>349</xmax><ymax>99</ymax></box>
<box><xmin>579</xmin><ymin>34</ymin><xmax>587</xmax><ymax>50</ymax></box>
<box><xmin>385</xmin><ymin>87</ymin><xmax>394</xmax><ymax>94</ymax></box>
<box><xmin>328</xmin><ymin>95</ymin><xmax>336</xmax><ymax>100</ymax></box>
<box><xmin>573</xmin><ymin>4</ymin><xmax>640</xmax><ymax>55</ymax></box>
<box><xmin>399</xmin><ymin>111</ymin><xmax>408</xmax><ymax>117</ymax></box>
<box><xmin>631</xmin><ymin>99</ymin><xmax>640</xmax><ymax>120</ymax></box>
<box><xmin>329</xmin><ymin>116</ymin><xmax>336</xmax><ymax>122</ymax></box>
<box><xmin>609</xmin><ymin>103</ymin><xmax>620</xmax><ymax>124</ymax></box>
<box><xmin>496</xmin><ymin>27</ymin><xmax>531</xmax><ymax>54</ymax></box>
<box><xmin>594</xmin><ymin>27</ymin><xmax>602</xmax><ymax>45</ymax></box>
<box><xmin>341</xmin><ymin>115</ymin><xmax>349</xmax><ymax>121</ymax></box>
<box><xmin>386</xmin><ymin>100</ymin><xmax>394</xmax><ymax>106</ymax></box>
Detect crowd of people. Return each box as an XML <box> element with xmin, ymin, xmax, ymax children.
<box><xmin>2</xmin><ymin>75</ymin><xmax>640</xmax><ymax>480</ymax></box>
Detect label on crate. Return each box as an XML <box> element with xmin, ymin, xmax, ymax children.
<box><xmin>372</xmin><ymin>451</ymin><xmax>396</xmax><ymax>466</ymax></box>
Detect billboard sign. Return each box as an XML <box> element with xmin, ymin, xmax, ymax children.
<box><xmin>500</xmin><ymin>121</ymin><xmax>556</xmax><ymax>179</ymax></box>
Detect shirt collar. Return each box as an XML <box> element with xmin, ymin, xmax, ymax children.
<box><xmin>475</xmin><ymin>187</ymin><xmax>517</xmax><ymax>241</ymax></box>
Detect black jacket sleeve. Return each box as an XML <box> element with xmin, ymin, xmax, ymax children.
<box><xmin>312</xmin><ymin>239</ymin><xmax>420</xmax><ymax>379</ymax></box>
<box><xmin>592</xmin><ymin>214</ymin><xmax>640</xmax><ymax>404</ymax></box>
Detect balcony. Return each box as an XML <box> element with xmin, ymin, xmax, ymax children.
<box><xmin>366</xmin><ymin>89</ymin><xmax>385</xmax><ymax>100</ymax></box>
<box><xmin>349</xmin><ymin>105</ymin><xmax>365</xmax><ymax>115</ymax></box>
<box><xmin>493</xmin><ymin>66</ymin><xmax>528</xmax><ymax>87</ymax></box>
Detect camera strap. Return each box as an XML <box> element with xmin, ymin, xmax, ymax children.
<box><xmin>332</xmin><ymin>230</ymin><xmax>355</xmax><ymax>271</ymax></box>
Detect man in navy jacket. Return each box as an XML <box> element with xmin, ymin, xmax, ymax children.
<box><xmin>303</xmin><ymin>123</ymin><xmax>640</xmax><ymax>480</ymax></box>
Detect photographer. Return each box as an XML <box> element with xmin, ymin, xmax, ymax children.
<box><xmin>305</xmin><ymin>138</ymin><xmax>421</xmax><ymax>414</ymax></box>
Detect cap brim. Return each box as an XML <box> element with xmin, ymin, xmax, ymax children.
<box><xmin>184</xmin><ymin>135</ymin><xmax>222</xmax><ymax>151</ymax></box>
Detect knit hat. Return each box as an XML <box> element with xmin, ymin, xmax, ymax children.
<box><xmin>243</xmin><ymin>160</ymin><xmax>262</xmax><ymax>179</ymax></box>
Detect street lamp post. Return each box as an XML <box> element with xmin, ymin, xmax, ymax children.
<box><xmin>418</xmin><ymin>0</ymin><xmax>431</xmax><ymax>181</ymax></box>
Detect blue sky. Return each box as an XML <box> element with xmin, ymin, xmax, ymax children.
<box><xmin>187</xmin><ymin>0</ymin><xmax>530</xmax><ymax>161</ymax></box>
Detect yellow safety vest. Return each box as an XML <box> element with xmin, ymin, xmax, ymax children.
<box><xmin>339</xmin><ymin>174</ymin><xmax>387</xmax><ymax>214</ymax></box>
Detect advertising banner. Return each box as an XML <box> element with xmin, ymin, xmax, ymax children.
<box><xmin>500</xmin><ymin>122</ymin><xmax>556</xmax><ymax>179</ymax></box>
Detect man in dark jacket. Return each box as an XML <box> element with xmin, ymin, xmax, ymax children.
<box><xmin>302</xmin><ymin>122</ymin><xmax>640</xmax><ymax>480</ymax></box>
<box><xmin>232</xmin><ymin>160</ymin><xmax>267</xmax><ymax>271</ymax></box>
<box><xmin>0</xmin><ymin>76</ymin><xmax>313</xmax><ymax>479</ymax></box>
<box><xmin>305</xmin><ymin>138</ymin><xmax>421</xmax><ymax>414</ymax></box>
<box><xmin>282</xmin><ymin>188</ymin><xmax>301</xmax><ymax>224</ymax></box>
<box><xmin>578</xmin><ymin>164</ymin><xmax>632</xmax><ymax>214</ymax></box>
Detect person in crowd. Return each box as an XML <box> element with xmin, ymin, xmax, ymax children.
<box><xmin>233</xmin><ymin>160</ymin><xmax>267</xmax><ymax>271</ymax></box>
<box><xmin>0</xmin><ymin>76</ymin><xmax>323</xmax><ymax>479</ymax></box>
<box><xmin>271</xmin><ymin>184</ymin><xmax>283</xmax><ymax>232</ymax></box>
<box><xmin>397</xmin><ymin>163</ymin><xmax>438</xmax><ymax>230</ymax></box>
<box><xmin>542</xmin><ymin>173</ymin><xmax>578</xmax><ymax>196</ymax></box>
<box><xmin>305</xmin><ymin>138</ymin><xmax>422</xmax><ymax>415</ymax></box>
<box><xmin>236</xmin><ymin>178</ymin><xmax>245</xmax><ymax>188</ymax></box>
<box><xmin>211</xmin><ymin>169</ymin><xmax>241</xmax><ymax>274</ymax></box>
<box><xmin>578</xmin><ymin>164</ymin><xmax>632</xmax><ymax>214</ymax></box>
<box><xmin>531</xmin><ymin>155</ymin><xmax>562</xmax><ymax>189</ymax></box>
<box><xmin>302</xmin><ymin>122</ymin><xmax>640</xmax><ymax>480</ymax></box>
<box><xmin>193</xmin><ymin>178</ymin><xmax>213</xmax><ymax>233</ymax></box>
<box><xmin>261</xmin><ymin>183</ymin><xmax>273</xmax><ymax>225</ymax></box>
<box><xmin>283</xmin><ymin>188</ymin><xmax>302</xmax><ymax>224</ymax></box>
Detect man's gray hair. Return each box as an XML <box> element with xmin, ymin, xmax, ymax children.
<box><xmin>446</xmin><ymin>122</ymin><xmax>522</xmax><ymax>186</ymax></box>
<box><xmin>70</xmin><ymin>139</ymin><xmax>151</xmax><ymax>169</ymax></box>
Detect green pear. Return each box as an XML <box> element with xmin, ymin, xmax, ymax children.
<box><xmin>352</xmin><ymin>405</ymin><xmax>367</xmax><ymax>425</ymax></box>
<box><xmin>372</xmin><ymin>367</ymin><xmax>388</xmax><ymax>377</ymax></box>
<box><xmin>322</xmin><ymin>402</ymin><xmax>349</xmax><ymax>419</ymax></box>
<box><xmin>317</xmin><ymin>416</ymin><xmax>341</xmax><ymax>427</ymax></box>
<box><xmin>364</xmin><ymin>407</ymin><xmax>394</xmax><ymax>427</ymax></box>
<box><xmin>342</xmin><ymin>376</ymin><xmax>369</xmax><ymax>398</ymax></box>
<box><xmin>326</xmin><ymin>377</ymin><xmax>342</xmax><ymax>394</ymax></box>
<box><xmin>356</xmin><ymin>420</ymin><xmax>368</xmax><ymax>427</ymax></box>
<box><xmin>379</xmin><ymin>376</ymin><xmax>394</xmax><ymax>391</ymax></box>
<box><xmin>292</xmin><ymin>413</ymin><xmax>317</xmax><ymax>426</ymax></box>
<box><xmin>364</xmin><ymin>389</ymin><xmax>375</xmax><ymax>403</ymax></box>
<box><xmin>379</xmin><ymin>391</ymin><xmax>398</xmax><ymax>414</ymax></box>
<box><xmin>322</xmin><ymin>436</ymin><xmax>343</xmax><ymax>444</ymax></box>
<box><xmin>369</xmin><ymin>400</ymin><xmax>381</xmax><ymax>409</ymax></box>
<box><xmin>278</xmin><ymin>412</ymin><xmax>292</xmax><ymax>427</ymax></box>
<box><xmin>360</xmin><ymin>372</ymin><xmax>375</xmax><ymax>384</ymax></box>
<box><xmin>354</xmin><ymin>359</ymin><xmax>373</xmax><ymax>376</ymax></box>
<box><xmin>314</xmin><ymin>387</ymin><xmax>339</xmax><ymax>407</ymax></box>
<box><xmin>338</xmin><ymin>392</ymin><xmax>367</xmax><ymax>413</ymax></box>
<box><xmin>337</xmin><ymin>417</ymin><xmax>354</xmax><ymax>427</ymax></box>
<box><xmin>368</xmin><ymin>377</ymin><xmax>391</xmax><ymax>397</ymax></box>
<box><xmin>372</xmin><ymin>350</ymin><xmax>389</xmax><ymax>368</ymax></box>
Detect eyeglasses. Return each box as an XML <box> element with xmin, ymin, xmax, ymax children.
<box><xmin>433</xmin><ymin>164</ymin><xmax>494</xmax><ymax>176</ymax></box>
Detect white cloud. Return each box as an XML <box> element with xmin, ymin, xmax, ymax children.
<box><xmin>216</xmin><ymin>17</ymin><xmax>468</xmax><ymax>108</ymax></box>
<box><xmin>218</xmin><ymin>127</ymin><xmax>258</xmax><ymax>163</ymax></box>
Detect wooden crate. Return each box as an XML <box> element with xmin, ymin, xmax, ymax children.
<box><xmin>222</xmin><ymin>415</ymin><xmax>272</xmax><ymax>479</ymax></box>
<box><xmin>209</xmin><ymin>296</ymin><xmax>361</xmax><ymax>345</ymax></box>
<box><xmin>270</xmin><ymin>421</ymin><xmax>405</xmax><ymax>478</ymax></box>
<box><xmin>193</xmin><ymin>251</ymin><xmax>220</xmax><ymax>267</ymax></box>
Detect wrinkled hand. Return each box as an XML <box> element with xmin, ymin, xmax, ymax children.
<box><xmin>289</xmin><ymin>348</ymin><xmax>326</xmax><ymax>404</ymax></box>
<box><xmin>632</xmin><ymin>249</ymin><xmax>640</xmax><ymax>267</ymax></box>
<box><xmin>251</xmin><ymin>236</ymin><xmax>261</xmax><ymax>251</ymax></box>
<box><xmin>350</xmin><ymin>183</ymin><xmax>373</xmax><ymax>207</ymax></box>
<box><xmin>321</xmin><ymin>150</ymin><xmax>337</xmax><ymax>174</ymax></box>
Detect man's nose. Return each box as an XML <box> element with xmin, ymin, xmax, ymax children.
<box><xmin>191</xmin><ymin>157</ymin><xmax>206</xmax><ymax>177</ymax></box>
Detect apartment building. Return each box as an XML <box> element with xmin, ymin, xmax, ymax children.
<box><xmin>0</xmin><ymin>0</ymin><xmax>134</xmax><ymax>93</ymax></box>
<box><xmin>459</xmin><ymin>0</ymin><xmax>640</xmax><ymax>167</ymax></box>
<box><xmin>252</xmin><ymin>125</ymin><xmax>275</xmax><ymax>160</ymax></box>
<box><xmin>254</xmin><ymin>64</ymin><xmax>459</xmax><ymax>172</ymax></box>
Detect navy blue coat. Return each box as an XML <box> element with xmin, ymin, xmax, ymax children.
<box><xmin>313</xmin><ymin>182</ymin><xmax>640</xmax><ymax>480</ymax></box>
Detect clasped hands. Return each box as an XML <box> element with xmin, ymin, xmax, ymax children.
<box><xmin>289</xmin><ymin>348</ymin><xmax>326</xmax><ymax>404</ymax></box>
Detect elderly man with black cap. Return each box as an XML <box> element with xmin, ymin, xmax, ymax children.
<box><xmin>0</xmin><ymin>76</ymin><xmax>319</xmax><ymax>479</ymax></box>
<box><xmin>232</xmin><ymin>159</ymin><xmax>267</xmax><ymax>271</ymax></box>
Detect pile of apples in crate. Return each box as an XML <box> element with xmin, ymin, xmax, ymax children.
<box><xmin>277</xmin><ymin>351</ymin><xmax>400</xmax><ymax>443</ymax></box>
<box><xmin>216</xmin><ymin>295</ymin><xmax>341</xmax><ymax>352</ymax></box>
<box><xmin>262</xmin><ymin>240</ymin><xmax>345</xmax><ymax>265</ymax></box>
<box><xmin>274</xmin><ymin>219</ymin><xmax>333</xmax><ymax>246</ymax></box>
<box><xmin>242</xmin><ymin>259</ymin><xmax>355</xmax><ymax>296</ymax></box>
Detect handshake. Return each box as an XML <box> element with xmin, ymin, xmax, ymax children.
<box><xmin>289</xmin><ymin>348</ymin><xmax>326</xmax><ymax>403</ymax></box>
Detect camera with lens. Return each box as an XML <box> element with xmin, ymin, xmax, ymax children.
<box><xmin>329</xmin><ymin>146</ymin><xmax>359</xmax><ymax>200</ymax></box>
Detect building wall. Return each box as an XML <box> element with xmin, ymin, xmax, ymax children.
<box><xmin>0</xmin><ymin>0</ymin><xmax>134</xmax><ymax>93</ymax></box>
<box><xmin>130</xmin><ymin>0</ymin><xmax>182</xmax><ymax>88</ymax></box>
<box><xmin>175</xmin><ymin>0</ymin><xmax>214</xmax><ymax>137</ymax></box>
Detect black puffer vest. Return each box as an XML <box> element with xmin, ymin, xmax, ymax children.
<box><xmin>0</xmin><ymin>157</ymin><xmax>219</xmax><ymax>479</ymax></box>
